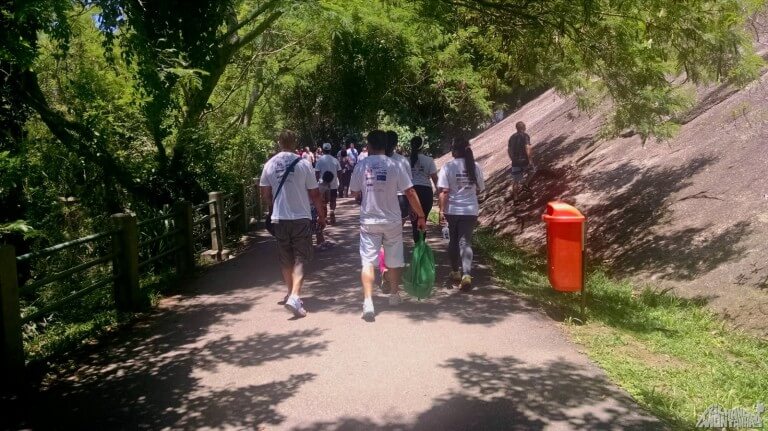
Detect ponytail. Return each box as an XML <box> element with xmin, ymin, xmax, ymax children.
<box><xmin>410</xmin><ymin>136</ymin><xmax>422</xmax><ymax>168</ymax></box>
<box><xmin>452</xmin><ymin>138</ymin><xmax>477</xmax><ymax>185</ymax></box>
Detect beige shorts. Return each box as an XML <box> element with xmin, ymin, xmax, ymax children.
<box><xmin>360</xmin><ymin>223</ymin><xmax>404</xmax><ymax>268</ymax></box>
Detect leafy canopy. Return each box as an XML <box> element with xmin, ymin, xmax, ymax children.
<box><xmin>417</xmin><ymin>0</ymin><xmax>765</xmax><ymax>139</ymax></box>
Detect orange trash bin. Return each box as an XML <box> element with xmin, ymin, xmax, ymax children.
<box><xmin>542</xmin><ymin>202</ymin><xmax>586</xmax><ymax>292</ymax></box>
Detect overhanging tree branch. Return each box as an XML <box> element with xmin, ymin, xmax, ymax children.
<box><xmin>15</xmin><ymin>68</ymin><xmax>169</xmax><ymax>205</ymax></box>
<box><xmin>233</xmin><ymin>10</ymin><xmax>286</xmax><ymax>51</ymax></box>
<box><xmin>220</xmin><ymin>0</ymin><xmax>282</xmax><ymax>45</ymax></box>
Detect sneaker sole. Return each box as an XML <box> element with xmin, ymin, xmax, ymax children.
<box><xmin>285</xmin><ymin>303</ymin><xmax>307</xmax><ymax>318</ymax></box>
<box><xmin>459</xmin><ymin>284</ymin><xmax>474</xmax><ymax>292</ymax></box>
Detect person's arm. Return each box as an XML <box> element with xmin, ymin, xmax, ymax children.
<box><xmin>430</xmin><ymin>173</ymin><xmax>439</xmax><ymax>189</ymax></box>
<box><xmin>526</xmin><ymin>145</ymin><xmax>533</xmax><ymax>167</ymax></box>
<box><xmin>260</xmin><ymin>186</ymin><xmax>273</xmax><ymax>213</ymax></box>
<box><xmin>438</xmin><ymin>188</ymin><xmax>449</xmax><ymax>226</ymax></box>
<box><xmin>429</xmin><ymin>158</ymin><xmax>439</xmax><ymax>190</ymax></box>
<box><xmin>259</xmin><ymin>164</ymin><xmax>273</xmax><ymax>214</ymax></box>
<box><xmin>404</xmin><ymin>187</ymin><xmax>427</xmax><ymax>231</ymax></box>
<box><xmin>349</xmin><ymin>164</ymin><xmax>363</xmax><ymax>202</ymax></box>
<box><xmin>436</xmin><ymin>167</ymin><xmax>449</xmax><ymax>224</ymax></box>
<box><xmin>301</xmin><ymin>162</ymin><xmax>325</xmax><ymax>226</ymax></box>
<box><xmin>507</xmin><ymin>137</ymin><xmax>514</xmax><ymax>162</ymax></box>
<box><xmin>476</xmin><ymin>165</ymin><xmax>486</xmax><ymax>194</ymax></box>
<box><xmin>526</xmin><ymin>135</ymin><xmax>534</xmax><ymax>168</ymax></box>
<box><xmin>308</xmin><ymin>188</ymin><xmax>327</xmax><ymax>228</ymax></box>
<box><xmin>334</xmin><ymin>159</ymin><xmax>342</xmax><ymax>183</ymax></box>
<box><xmin>396</xmin><ymin>163</ymin><xmax>425</xmax><ymax>229</ymax></box>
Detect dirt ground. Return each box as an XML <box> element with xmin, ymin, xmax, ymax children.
<box><xmin>439</xmin><ymin>76</ymin><xmax>768</xmax><ymax>337</ymax></box>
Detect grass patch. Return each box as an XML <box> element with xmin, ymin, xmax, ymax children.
<box><xmin>476</xmin><ymin>230</ymin><xmax>768</xmax><ymax>430</ymax></box>
<box><xmin>427</xmin><ymin>209</ymin><xmax>440</xmax><ymax>225</ymax></box>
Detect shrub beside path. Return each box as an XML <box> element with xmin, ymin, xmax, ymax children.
<box><xmin>20</xmin><ymin>201</ymin><xmax>665</xmax><ymax>430</ymax></box>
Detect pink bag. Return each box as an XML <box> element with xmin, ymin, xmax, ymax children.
<box><xmin>378</xmin><ymin>249</ymin><xmax>387</xmax><ymax>273</ymax></box>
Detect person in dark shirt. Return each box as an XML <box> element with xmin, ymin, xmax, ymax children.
<box><xmin>507</xmin><ymin>121</ymin><xmax>534</xmax><ymax>203</ymax></box>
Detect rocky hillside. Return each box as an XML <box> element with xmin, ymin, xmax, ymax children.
<box><xmin>443</xmin><ymin>74</ymin><xmax>768</xmax><ymax>336</ymax></box>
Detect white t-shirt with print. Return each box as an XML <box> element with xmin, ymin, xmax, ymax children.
<box><xmin>437</xmin><ymin>158</ymin><xmax>485</xmax><ymax>216</ymax></box>
<box><xmin>350</xmin><ymin>155</ymin><xmax>413</xmax><ymax>224</ymax></box>
<box><xmin>410</xmin><ymin>153</ymin><xmax>438</xmax><ymax>188</ymax></box>
<box><xmin>314</xmin><ymin>154</ymin><xmax>342</xmax><ymax>189</ymax></box>
<box><xmin>347</xmin><ymin>147</ymin><xmax>359</xmax><ymax>165</ymax></box>
<box><xmin>259</xmin><ymin>152</ymin><xmax>318</xmax><ymax>221</ymax></box>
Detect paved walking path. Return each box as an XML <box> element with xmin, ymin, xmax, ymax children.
<box><xmin>25</xmin><ymin>200</ymin><xmax>664</xmax><ymax>430</ymax></box>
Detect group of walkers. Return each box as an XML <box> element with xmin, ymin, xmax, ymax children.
<box><xmin>260</xmin><ymin>122</ymin><xmax>532</xmax><ymax>320</ymax></box>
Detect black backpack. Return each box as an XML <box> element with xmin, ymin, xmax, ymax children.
<box><xmin>509</xmin><ymin>133</ymin><xmax>529</xmax><ymax>168</ymax></box>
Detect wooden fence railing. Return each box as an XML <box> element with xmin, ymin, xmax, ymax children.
<box><xmin>0</xmin><ymin>180</ymin><xmax>261</xmax><ymax>388</ymax></box>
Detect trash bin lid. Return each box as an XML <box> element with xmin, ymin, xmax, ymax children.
<box><xmin>542</xmin><ymin>201</ymin><xmax>586</xmax><ymax>222</ymax></box>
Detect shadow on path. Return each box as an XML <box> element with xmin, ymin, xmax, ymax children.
<box><xmin>2</xmin><ymin>199</ymin><xmax>665</xmax><ymax>430</ymax></box>
<box><xmin>12</xmin><ymin>291</ymin><xmax>327</xmax><ymax>429</ymax></box>
<box><xmin>290</xmin><ymin>354</ymin><xmax>664</xmax><ymax>431</ymax></box>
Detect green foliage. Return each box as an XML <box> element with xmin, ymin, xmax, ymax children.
<box><xmin>0</xmin><ymin>220</ymin><xmax>34</xmax><ymax>235</ymax></box>
<box><xmin>269</xmin><ymin>0</ymin><xmax>495</xmax><ymax>146</ymax></box>
<box><xmin>418</xmin><ymin>0</ymin><xmax>766</xmax><ymax>140</ymax></box>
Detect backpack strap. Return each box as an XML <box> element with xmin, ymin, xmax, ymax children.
<box><xmin>273</xmin><ymin>156</ymin><xmax>302</xmax><ymax>203</ymax></box>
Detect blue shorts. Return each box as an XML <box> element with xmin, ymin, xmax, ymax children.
<box><xmin>510</xmin><ymin>166</ymin><xmax>531</xmax><ymax>183</ymax></box>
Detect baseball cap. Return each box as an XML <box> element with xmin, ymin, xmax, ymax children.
<box><xmin>322</xmin><ymin>143</ymin><xmax>332</xmax><ymax>151</ymax></box>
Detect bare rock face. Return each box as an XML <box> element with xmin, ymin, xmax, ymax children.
<box><xmin>441</xmin><ymin>78</ymin><xmax>768</xmax><ymax>336</ymax></box>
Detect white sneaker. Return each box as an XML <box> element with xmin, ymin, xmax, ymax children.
<box><xmin>389</xmin><ymin>291</ymin><xmax>402</xmax><ymax>306</ymax></box>
<box><xmin>362</xmin><ymin>300</ymin><xmax>375</xmax><ymax>321</ymax></box>
<box><xmin>285</xmin><ymin>295</ymin><xmax>307</xmax><ymax>318</ymax></box>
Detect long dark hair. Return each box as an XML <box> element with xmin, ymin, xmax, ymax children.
<box><xmin>410</xmin><ymin>136</ymin><xmax>422</xmax><ymax>167</ymax></box>
<box><xmin>452</xmin><ymin>139</ymin><xmax>477</xmax><ymax>185</ymax></box>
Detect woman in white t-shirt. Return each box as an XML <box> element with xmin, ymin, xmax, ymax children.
<box><xmin>408</xmin><ymin>136</ymin><xmax>438</xmax><ymax>242</ymax></box>
<box><xmin>437</xmin><ymin>138</ymin><xmax>485</xmax><ymax>291</ymax></box>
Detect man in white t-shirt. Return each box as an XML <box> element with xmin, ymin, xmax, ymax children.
<box><xmin>260</xmin><ymin>130</ymin><xmax>327</xmax><ymax>318</ymax></box>
<box><xmin>350</xmin><ymin>130</ymin><xmax>427</xmax><ymax>321</ymax></box>
<box><xmin>347</xmin><ymin>142</ymin><xmax>359</xmax><ymax>165</ymax></box>
<box><xmin>315</xmin><ymin>143</ymin><xmax>342</xmax><ymax>224</ymax></box>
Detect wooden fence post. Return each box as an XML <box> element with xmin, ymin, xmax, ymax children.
<box><xmin>111</xmin><ymin>213</ymin><xmax>142</xmax><ymax>311</ymax></box>
<box><xmin>173</xmin><ymin>201</ymin><xmax>196</xmax><ymax>277</ymax></box>
<box><xmin>209</xmin><ymin>191</ymin><xmax>225</xmax><ymax>258</ymax></box>
<box><xmin>0</xmin><ymin>245</ymin><xmax>24</xmax><ymax>389</ymax></box>
<box><xmin>238</xmin><ymin>183</ymin><xmax>249</xmax><ymax>233</ymax></box>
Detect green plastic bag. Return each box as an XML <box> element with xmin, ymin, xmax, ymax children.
<box><xmin>403</xmin><ymin>232</ymin><xmax>436</xmax><ymax>300</ymax></box>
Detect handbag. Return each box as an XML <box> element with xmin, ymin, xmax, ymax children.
<box><xmin>265</xmin><ymin>156</ymin><xmax>302</xmax><ymax>236</ymax></box>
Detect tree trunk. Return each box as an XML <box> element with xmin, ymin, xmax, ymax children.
<box><xmin>241</xmin><ymin>84</ymin><xmax>263</xmax><ymax>127</ymax></box>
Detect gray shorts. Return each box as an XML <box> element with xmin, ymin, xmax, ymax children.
<box><xmin>273</xmin><ymin>219</ymin><xmax>313</xmax><ymax>266</ymax></box>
